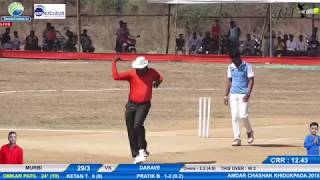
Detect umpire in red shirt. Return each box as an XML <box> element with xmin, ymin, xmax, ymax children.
<box><xmin>112</xmin><ymin>56</ymin><xmax>163</xmax><ymax>164</ymax></box>
<box><xmin>0</xmin><ymin>132</ymin><xmax>23</xmax><ymax>164</ymax></box>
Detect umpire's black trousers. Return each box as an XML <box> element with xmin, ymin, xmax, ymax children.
<box><xmin>125</xmin><ymin>101</ymin><xmax>151</xmax><ymax>157</ymax></box>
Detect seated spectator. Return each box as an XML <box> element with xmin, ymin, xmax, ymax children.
<box><xmin>1</xmin><ymin>28</ymin><xmax>12</xmax><ymax>49</ymax></box>
<box><xmin>275</xmin><ymin>37</ymin><xmax>286</xmax><ymax>57</ymax></box>
<box><xmin>0</xmin><ymin>132</ymin><xmax>23</xmax><ymax>164</ymax></box>
<box><xmin>286</xmin><ymin>34</ymin><xmax>297</xmax><ymax>56</ymax></box>
<box><xmin>308</xmin><ymin>35</ymin><xmax>319</xmax><ymax>57</ymax></box>
<box><xmin>176</xmin><ymin>33</ymin><xmax>185</xmax><ymax>54</ymax></box>
<box><xmin>296</xmin><ymin>35</ymin><xmax>307</xmax><ymax>56</ymax></box>
<box><xmin>24</xmin><ymin>30</ymin><xmax>40</xmax><ymax>51</ymax></box>
<box><xmin>201</xmin><ymin>32</ymin><xmax>214</xmax><ymax>54</ymax></box>
<box><xmin>12</xmin><ymin>31</ymin><xmax>22</xmax><ymax>50</ymax></box>
<box><xmin>64</xmin><ymin>28</ymin><xmax>77</xmax><ymax>52</ymax></box>
<box><xmin>283</xmin><ymin>34</ymin><xmax>288</xmax><ymax>54</ymax></box>
<box><xmin>188</xmin><ymin>32</ymin><xmax>201</xmax><ymax>55</ymax></box>
<box><xmin>80</xmin><ymin>29</ymin><xmax>95</xmax><ymax>53</ymax></box>
<box><xmin>55</xmin><ymin>30</ymin><xmax>66</xmax><ymax>51</ymax></box>
<box><xmin>240</xmin><ymin>34</ymin><xmax>256</xmax><ymax>56</ymax></box>
<box><xmin>47</xmin><ymin>26</ymin><xmax>57</xmax><ymax>51</ymax></box>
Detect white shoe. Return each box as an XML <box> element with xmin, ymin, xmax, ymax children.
<box><xmin>139</xmin><ymin>149</ymin><xmax>150</xmax><ymax>158</ymax></box>
<box><xmin>133</xmin><ymin>155</ymin><xmax>146</xmax><ymax>164</ymax></box>
<box><xmin>232</xmin><ymin>139</ymin><xmax>241</xmax><ymax>146</ymax></box>
<box><xmin>247</xmin><ymin>131</ymin><xmax>254</xmax><ymax>144</ymax></box>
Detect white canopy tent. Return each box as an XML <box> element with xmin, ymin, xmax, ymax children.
<box><xmin>148</xmin><ymin>0</ymin><xmax>319</xmax><ymax>56</ymax></box>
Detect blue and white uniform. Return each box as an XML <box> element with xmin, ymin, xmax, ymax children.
<box><xmin>227</xmin><ymin>61</ymin><xmax>254</xmax><ymax>140</ymax></box>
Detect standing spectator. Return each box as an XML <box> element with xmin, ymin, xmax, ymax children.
<box><xmin>296</xmin><ymin>35</ymin><xmax>307</xmax><ymax>56</ymax></box>
<box><xmin>47</xmin><ymin>26</ymin><xmax>57</xmax><ymax>51</ymax></box>
<box><xmin>275</xmin><ymin>37</ymin><xmax>286</xmax><ymax>57</ymax></box>
<box><xmin>25</xmin><ymin>30</ymin><xmax>40</xmax><ymax>51</ymax></box>
<box><xmin>228</xmin><ymin>20</ymin><xmax>241</xmax><ymax>50</ymax></box>
<box><xmin>0</xmin><ymin>132</ymin><xmax>23</xmax><ymax>164</ymax></box>
<box><xmin>115</xmin><ymin>21</ymin><xmax>125</xmax><ymax>52</ymax></box>
<box><xmin>12</xmin><ymin>31</ymin><xmax>22</xmax><ymax>50</ymax></box>
<box><xmin>187</xmin><ymin>32</ymin><xmax>201</xmax><ymax>54</ymax></box>
<box><xmin>175</xmin><ymin>33</ymin><xmax>186</xmax><ymax>54</ymax></box>
<box><xmin>201</xmin><ymin>32</ymin><xmax>214</xmax><ymax>54</ymax></box>
<box><xmin>115</xmin><ymin>21</ymin><xmax>130</xmax><ymax>53</ymax></box>
<box><xmin>80</xmin><ymin>29</ymin><xmax>95</xmax><ymax>53</ymax></box>
<box><xmin>212</xmin><ymin>19</ymin><xmax>220</xmax><ymax>53</ymax></box>
<box><xmin>211</xmin><ymin>19</ymin><xmax>220</xmax><ymax>39</ymax></box>
<box><xmin>286</xmin><ymin>34</ymin><xmax>297</xmax><ymax>56</ymax></box>
<box><xmin>42</xmin><ymin>22</ymin><xmax>51</xmax><ymax>45</ymax></box>
<box><xmin>1</xmin><ymin>28</ymin><xmax>11</xmax><ymax>49</ymax></box>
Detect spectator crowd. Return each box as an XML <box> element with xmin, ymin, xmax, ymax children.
<box><xmin>176</xmin><ymin>20</ymin><xmax>320</xmax><ymax>57</ymax></box>
<box><xmin>0</xmin><ymin>22</ymin><xmax>95</xmax><ymax>53</ymax></box>
<box><xmin>1</xmin><ymin>20</ymin><xmax>319</xmax><ymax>57</ymax></box>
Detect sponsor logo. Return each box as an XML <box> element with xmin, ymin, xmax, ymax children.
<box><xmin>34</xmin><ymin>4</ymin><xmax>66</xmax><ymax>19</ymax></box>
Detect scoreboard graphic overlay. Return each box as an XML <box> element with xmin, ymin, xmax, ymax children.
<box><xmin>1</xmin><ymin>156</ymin><xmax>320</xmax><ymax>179</ymax></box>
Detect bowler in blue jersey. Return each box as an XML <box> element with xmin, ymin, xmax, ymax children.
<box><xmin>224</xmin><ymin>50</ymin><xmax>255</xmax><ymax>146</ymax></box>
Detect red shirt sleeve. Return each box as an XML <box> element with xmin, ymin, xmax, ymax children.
<box><xmin>112</xmin><ymin>60</ymin><xmax>132</xmax><ymax>81</ymax></box>
<box><xmin>151</xmin><ymin>68</ymin><xmax>163</xmax><ymax>81</ymax></box>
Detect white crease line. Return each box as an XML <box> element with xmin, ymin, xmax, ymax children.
<box><xmin>62</xmin><ymin>88</ymin><xmax>125</xmax><ymax>92</ymax></box>
<box><xmin>0</xmin><ymin>128</ymin><xmax>117</xmax><ymax>133</ymax></box>
<box><xmin>16</xmin><ymin>90</ymin><xmax>57</xmax><ymax>93</ymax></box>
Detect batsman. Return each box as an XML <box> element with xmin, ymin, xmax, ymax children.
<box><xmin>112</xmin><ymin>56</ymin><xmax>163</xmax><ymax>164</ymax></box>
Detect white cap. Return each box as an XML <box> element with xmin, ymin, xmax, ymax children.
<box><xmin>132</xmin><ymin>56</ymin><xmax>149</xmax><ymax>69</ymax></box>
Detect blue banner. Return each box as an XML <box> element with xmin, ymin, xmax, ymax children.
<box><xmin>263</xmin><ymin>156</ymin><xmax>318</xmax><ymax>164</ymax></box>
<box><xmin>1</xmin><ymin>172</ymin><xmax>320</xmax><ymax>180</ymax></box>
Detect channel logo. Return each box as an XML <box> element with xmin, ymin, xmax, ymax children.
<box><xmin>1</xmin><ymin>2</ymin><xmax>32</xmax><ymax>22</ymax></box>
<box><xmin>8</xmin><ymin>2</ymin><xmax>24</xmax><ymax>16</ymax></box>
<box><xmin>34</xmin><ymin>4</ymin><xmax>66</xmax><ymax>19</ymax></box>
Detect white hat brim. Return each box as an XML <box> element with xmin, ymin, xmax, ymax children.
<box><xmin>132</xmin><ymin>60</ymin><xmax>148</xmax><ymax>69</ymax></box>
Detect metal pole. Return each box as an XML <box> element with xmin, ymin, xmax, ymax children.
<box><xmin>174</xmin><ymin>4</ymin><xmax>178</xmax><ymax>55</ymax></box>
<box><xmin>312</xmin><ymin>3</ymin><xmax>315</xmax><ymax>34</ymax></box>
<box><xmin>269</xmin><ymin>3</ymin><xmax>272</xmax><ymax>57</ymax></box>
<box><xmin>31</xmin><ymin>0</ymin><xmax>35</xmax><ymax>31</ymax></box>
<box><xmin>218</xmin><ymin>3</ymin><xmax>222</xmax><ymax>55</ymax></box>
<box><xmin>166</xmin><ymin>4</ymin><xmax>172</xmax><ymax>54</ymax></box>
<box><xmin>77</xmin><ymin>0</ymin><xmax>81</xmax><ymax>53</ymax></box>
